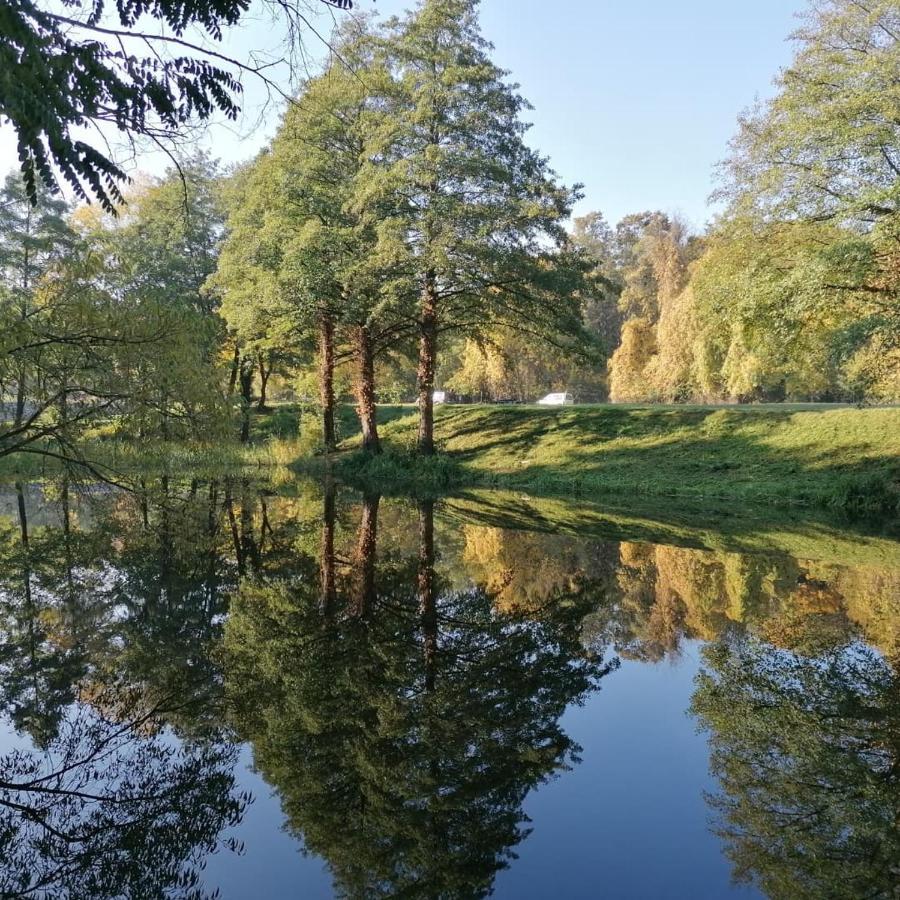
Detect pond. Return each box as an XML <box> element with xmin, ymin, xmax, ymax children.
<box><xmin>0</xmin><ymin>476</ymin><xmax>898</xmax><ymax>899</ymax></box>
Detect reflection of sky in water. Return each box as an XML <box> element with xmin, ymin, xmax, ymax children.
<box><xmin>0</xmin><ymin>480</ymin><xmax>895</xmax><ymax>898</ymax></box>
<box><xmin>495</xmin><ymin>645</ymin><xmax>761</xmax><ymax>899</ymax></box>
<box><xmin>203</xmin><ymin>647</ymin><xmax>759</xmax><ymax>899</ymax></box>
<box><xmin>203</xmin><ymin>747</ymin><xmax>334</xmax><ymax>899</ymax></box>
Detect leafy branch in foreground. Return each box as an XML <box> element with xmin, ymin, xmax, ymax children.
<box><xmin>0</xmin><ymin>0</ymin><xmax>354</xmax><ymax>211</ymax></box>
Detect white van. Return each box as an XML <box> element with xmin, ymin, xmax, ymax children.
<box><xmin>536</xmin><ymin>392</ymin><xmax>574</xmax><ymax>406</ymax></box>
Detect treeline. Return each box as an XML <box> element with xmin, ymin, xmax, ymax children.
<box><xmin>0</xmin><ymin>157</ymin><xmax>230</xmax><ymax>471</ymax></box>
<box><xmin>451</xmin><ymin>0</ymin><xmax>900</xmax><ymax>404</ymax></box>
<box><xmin>1</xmin><ymin>0</ymin><xmax>897</xmax><ymax>474</ymax></box>
<box><xmin>1</xmin><ymin>0</ymin><xmax>594</xmax><ymax>466</ymax></box>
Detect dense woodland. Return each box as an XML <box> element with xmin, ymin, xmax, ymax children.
<box><xmin>1</xmin><ymin>0</ymin><xmax>898</xmax><ymax>470</ymax></box>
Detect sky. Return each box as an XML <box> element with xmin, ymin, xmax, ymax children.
<box><xmin>0</xmin><ymin>0</ymin><xmax>808</xmax><ymax>230</ymax></box>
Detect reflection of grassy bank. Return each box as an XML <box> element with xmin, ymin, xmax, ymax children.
<box><xmin>440</xmin><ymin>489</ymin><xmax>900</xmax><ymax>569</ymax></box>
<box><xmin>337</xmin><ymin>404</ymin><xmax>900</xmax><ymax>513</ymax></box>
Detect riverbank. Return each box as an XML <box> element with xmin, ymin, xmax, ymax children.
<box><xmin>334</xmin><ymin>403</ymin><xmax>900</xmax><ymax>513</ymax></box>
<box><xmin>2</xmin><ymin>402</ymin><xmax>897</xmax><ymax>513</ymax></box>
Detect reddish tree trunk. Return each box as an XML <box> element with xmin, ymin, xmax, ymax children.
<box><xmin>354</xmin><ymin>325</ymin><xmax>380</xmax><ymax>454</ymax></box>
<box><xmin>417</xmin><ymin>269</ymin><xmax>438</xmax><ymax>455</ymax></box>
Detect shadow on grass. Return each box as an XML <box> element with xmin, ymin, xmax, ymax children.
<box><xmin>369</xmin><ymin>405</ymin><xmax>900</xmax><ymax>514</ymax></box>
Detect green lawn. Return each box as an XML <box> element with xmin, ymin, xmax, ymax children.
<box><xmin>4</xmin><ymin>401</ymin><xmax>897</xmax><ymax>513</ymax></box>
<box><xmin>335</xmin><ymin>403</ymin><xmax>900</xmax><ymax>512</ymax></box>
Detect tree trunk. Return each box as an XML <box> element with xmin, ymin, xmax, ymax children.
<box><xmin>13</xmin><ymin>366</ymin><xmax>26</xmax><ymax>429</ymax></box>
<box><xmin>320</xmin><ymin>473</ymin><xmax>336</xmax><ymax>616</ymax></box>
<box><xmin>227</xmin><ymin>345</ymin><xmax>240</xmax><ymax>397</ymax></box>
<box><xmin>14</xmin><ymin>233</ymin><xmax>30</xmax><ymax>430</ymax></box>
<box><xmin>352</xmin><ymin>493</ymin><xmax>380</xmax><ymax>618</ymax></box>
<box><xmin>238</xmin><ymin>357</ymin><xmax>254</xmax><ymax>444</ymax></box>
<box><xmin>257</xmin><ymin>353</ymin><xmax>271</xmax><ymax>411</ymax></box>
<box><xmin>354</xmin><ymin>324</ymin><xmax>380</xmax><ymax>454</ymax></box>
<box><xmin>418</xmin><ymin>498</ymin><xmax>437</xmax><ymax>693</ymax></box>
<box><xmin>319</xmin><ymin>314</ymin><xmax>336</xmax><ymax>453</ymax></box>
<box><xmin>417</xmin><ymin>269</ymin><xmax>438</xmax><ymax>455</ymax></box>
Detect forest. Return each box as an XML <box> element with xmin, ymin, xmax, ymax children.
<box><xmin>0</xmin><ymin>2</ymin><xmax>898</xmax><ymax>897</ymax></box>
<box><xmin>1</xmin><ymin>0</ymin><xmax>897</xmax><ymax>482</ymax></box>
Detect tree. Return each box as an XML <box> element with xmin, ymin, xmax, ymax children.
<box><xmin>598</xmin><ymin>212</ymin><xmax>699</xmax><ymax>403</ymax></box>
<box><xmin>692</xmin><ymin>635</ymin><xmax>900</xmax><ymax>899</ymax></box>
<box><xmin>0</xmin><ymin>173</ymin><xmax>74</xmax><ymax>428</ymax></box>
<box><xmin>607</xmin><ymin>318</ymin><xmax>656</xmax><ymax>402</ymax></box>
<box><xmin>720</xmin><ymin>0</ymin><xmax>900</xmax><ymax>227</ymax></box>
<box><xmin>689</xmin><ymin>218</ymin><xmax>898</xmax><ymax>402</ymax></box>
<box><xmin>78</xmin><ymin>155</ymin><xmax>230</xmax><ymax>442</ymax></box>
<box><xmin>708</xmin><ymin>0</ymin><xmax>900</xmax><ymax>401</ymax></box>
<box><xmin>1</xmin><ymin>0</ymin><xmax>353</xmax><ymax>211</ymax></box>
<box><xmin>0</xmin><ymin>212</ymin><xmax>151</xmax><ymax>470</ymax></box>
<box><xmin>368</xmin><ymin>0</ymin><xmax>589</xmax><ymax>453</ymax></box>
<box><xmin>571</xmin><ymin>211</ymin><xmax>623</xmax><ymax>357</ymax></box>
<box><xmin>0</xmin><ymin>156</ymin><xmax>232</xmax><ymax>472</ymax></box>
<box><xmin>215</xmin><ymin>21</ymin><xmax>418</xmax><ymax>454</ymax></box>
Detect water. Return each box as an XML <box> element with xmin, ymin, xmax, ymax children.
<box><xmin>0</xmin><ymin>477</ymin><xmax>897</xmax><ymax>899</ymax></box>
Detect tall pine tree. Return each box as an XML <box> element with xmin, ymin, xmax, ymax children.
<box><xmin>367</xmin><ymin>0</ymin><xmax>589</xmax><ymax>453</ymax></box>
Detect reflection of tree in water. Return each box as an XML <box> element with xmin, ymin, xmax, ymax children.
<box><xmin>0</xmin><ymin>687</ymin><xmax>248</xmax><ymax>899</ymax></box>
<box><xmin>456</xmin><ymin>522</ymin><xmax>900</xmax><ymax>897</ymax></box>
<box><xmin>0</xmin><ymin>477</ymin><xmax>256</xmax><ymax>897</ymax></box>
<box><xmin>692</xmin><ymin>635</ymin><xmax>900</xmax><ymax>900</ymax></box>
<box><xmin>0</xmin><ymin>482</ymin><xmax>95</xmax><ymax>747</ymax></box>
<box><xmin>4</xmin><ymin>474</ymin><xmax>900</xmax><ymax>898</ymax></box>
<box><xmin>0</xmin><ymin>477</ymin><xmax>244</xmax><ymax>743</ymax></box>
<box><xmin>581</xmin><ymin>541</ymin><xmax>900</xmax><ymax>662</ymax></box>
<box><xmin>226</xmin><ymin>493</ymin><xmax>617</xmax><ymax>899</ymax></box>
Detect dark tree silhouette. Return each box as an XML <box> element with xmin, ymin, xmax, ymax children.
<box><xmin>225</xmin><ymin>493</ymin><xmax>618</xmax><ymax>898</ymax></box>
<box><xmin>0</xmin><ymin>0</ymin><xmax>353</xmax><ymax>211</ymax></box>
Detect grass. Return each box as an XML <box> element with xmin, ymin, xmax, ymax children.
<box><xmin>439</xmin><ymin>489</ymin><xmax>900</xmax><ymax>568</ymax></box>
<box><xmin>331</xmin><ymin>402</ymin><xmax>900</xmax><ymax>513</ymax></box>
<box><xmin>4</xmin><ymin>401</ymin><xmax>897</xmax><ymax>514</ymax></box>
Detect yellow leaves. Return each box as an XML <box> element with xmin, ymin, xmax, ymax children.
<box><xmin>69</xmin><ymin>203</ymin><xmax>104</xmax><ymax>235</ymax></box>
<box><xmin>608</xmin><ymin>318</ymin><xmax>656</xmax><ymax>402</ymax></box>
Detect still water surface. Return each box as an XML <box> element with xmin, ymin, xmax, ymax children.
<box><xmin>0</xmin><ymin>478</ymin><xmax>897</xmax><ymax>898</ymax></box>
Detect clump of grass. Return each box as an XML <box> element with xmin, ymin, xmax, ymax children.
<box><xmin>334</xmin><ymin>448</ymin><xmax>462</xmax><ymax>496</ymax></box>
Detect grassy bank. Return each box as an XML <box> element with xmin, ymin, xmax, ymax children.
<box><xmin>335</xmin><ymin>403</ymin><xmax>900</xmax><ymax>512</ymax></box>
<box><xmin>4</xmin><ymin>402</ymin><xmax>897</xmax><ymax>513</ymax></box>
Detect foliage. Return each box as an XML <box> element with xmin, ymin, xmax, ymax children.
<box><xmin>0</xmin><ymin>0</ymin><xmax>353</xmax><ymax>211</ymax></box>
<box><xmin>693</xmin><ymin>636</ymin><xmax>900</xmax><ymax>899</ymax></box>
<box><xmin>225</xmin><ymin>492</ymin><xmax>615</xmax><ymax>897</ymax></box>
<box><xmin>718</xmin><ymin>0</ymin><xmax>900</xmax><ymax>226</ymax></box>
<box><xmin>364</xmin><ymin>0</ymin><xmax>593</xmax><ymax>450</ymax></box>
<box><xmin>0</xmin><ymin>158</ymin><xmax>230</xmax><ymax>470</ymax></box>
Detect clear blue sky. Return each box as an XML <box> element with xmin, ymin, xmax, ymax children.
<box><xmin>0</xmin><ymin>0</ymin><xmax>807</xmax><ymax>229</ymax></box>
